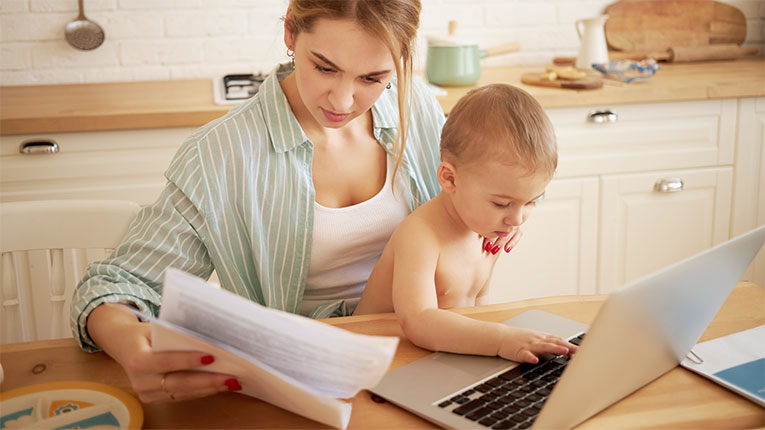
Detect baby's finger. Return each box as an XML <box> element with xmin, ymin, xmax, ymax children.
<box><xmin>519</xmin><ymin>350</ymin><xmax>539</xmax><ymax>364</ymax></box>
<box><xmin>547</xmin><ymin>336</ymin><xmax>579</xmax><ymax>353</ymax></box>
<box><xmin>536</xmin><ymin>342</ymin><xmax>570</xmax><ymax>356</ymax></box>
<box><xmin>564</xmin><ymin>340</ymin><xmax>579</xmax><ymax>353</ymax></box>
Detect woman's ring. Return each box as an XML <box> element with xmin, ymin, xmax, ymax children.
<box><xmin>160</xmin><ymin>374</ymin><xmax>176</xmax><ymax>400</ymax></box>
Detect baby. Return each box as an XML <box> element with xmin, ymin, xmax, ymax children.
<box><xmin>355</xmin><ymin>84</ymin><xmax>576</xmax><ymax>363</ymax></box>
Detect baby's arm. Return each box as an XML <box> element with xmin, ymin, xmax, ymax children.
<box><xmin>391</xmin><ymin>223</ymin><xmax>575</xmax><ymax>363</ymax></box>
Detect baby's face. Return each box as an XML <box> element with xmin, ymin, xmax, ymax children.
<box><xmin>452</xmin><ymin>159</ymin><xmax>549</xmax><ymax>239</ymax></box>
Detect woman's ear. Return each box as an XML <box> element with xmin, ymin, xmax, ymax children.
<box><xmin>437</xmin><ymin>161</ymin><xmax>458</xmax><ymax>193</ymax></box>
<box><xmin>283</xmin><ymin>8</ymin><xmax>295</xmax><ymax>50</ymax></box>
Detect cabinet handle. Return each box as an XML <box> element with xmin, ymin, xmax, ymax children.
<box><xmin>587</xmin><ymin>110</ymin><xmax>618</xmax><ymax>124</ymax></box>
<box><xmin>654</xmin><ymin>178</ymin><xmax>684</xmax><ymax>193</ymax></box>
<box><xmin>19</xmin><ymin>139</ymin><xmax>59</xmax><ymax>154</ymax></box>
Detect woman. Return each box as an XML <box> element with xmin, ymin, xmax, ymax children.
<box><xmin>71</xmin><ymin>0</ymin><xmax>519</xmax><ymax>403</ymax></box>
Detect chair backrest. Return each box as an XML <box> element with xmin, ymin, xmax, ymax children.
<box><xmin>0</xmin><ymin>200</ymin><xmax>140</xmax><ymax>343</ymax></box>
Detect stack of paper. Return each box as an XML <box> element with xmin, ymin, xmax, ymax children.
<box><xmin>149</xmin><ymin>268</ymin><xmax>399</xmax><ymax>429</ymax></box>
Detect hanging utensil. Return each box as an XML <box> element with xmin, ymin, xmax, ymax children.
<box><xmin>65</xmin><ymin>0</ymin><xmax>104</xmax><ymax>50</ymax></box>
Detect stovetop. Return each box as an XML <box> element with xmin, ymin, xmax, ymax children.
<box><xmin>212</xmin><ymin>73</ymin><xmax>267</xmax><ymax>105</ymax></box>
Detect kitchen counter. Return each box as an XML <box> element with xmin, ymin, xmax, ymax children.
<box><xmin>1</xmin><ymin>59</ymin><xmax>763</xmax><ymax>135</ymax></box>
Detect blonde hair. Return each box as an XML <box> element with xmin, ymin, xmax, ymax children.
<box><xmin>440</xmin><ymin>84</ymin><xmax>557</xmax><ymax>178</ymax></box>
<box><xmin>285</xmin><ymin>0</ymin><xmax>421</xmax><ymax>177</ymax></box>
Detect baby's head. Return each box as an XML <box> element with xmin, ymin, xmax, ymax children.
<box><xmin>437</xmin><ymin>84</ymin><xmax>557</xmax><ymax>238</ymax></box>
<box><xmin>440</xmin><ymin>83</ymin><xmax>557</xmax><ymax>178</ymax></box>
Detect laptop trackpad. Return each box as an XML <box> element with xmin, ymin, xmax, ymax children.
<box><xmin>428</xmin><ymin>352</ymin><xmax>511</xmax><ymax>380</ymax></box>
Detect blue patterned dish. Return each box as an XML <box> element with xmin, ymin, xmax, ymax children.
<box><xmin>592</xmin><ymin>59</ymin><xmax>660</xmax><ymax>83</ymax></box>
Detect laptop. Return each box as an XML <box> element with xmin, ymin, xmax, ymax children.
<box><xmin>369</xmin><ymin>225</ymin><xmax>765</xmax><ymax>429</ymax></box>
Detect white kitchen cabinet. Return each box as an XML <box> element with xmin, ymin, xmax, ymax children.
<box><xmin>598</xmin><ymin>167</ymin><xmax>733</xmax><ymax>293</ymax></box>
<box><xmin>730</xmin><ymin>96</ymin><xmax>765</xmax><ymax>287</ymax></box>
<box><xmin>488</xmin><ymin>177</ymin><xmax>599</xmax><ymax>303</ymax></box>
<box><xmin>0</xmin><ymin>127</ymin><xmax>193</xmax><ymax>206</ymax></box>
<box><xmin>488</xmin><ymin>98</ymin><xmax>741</xmax><ymax>302</ymax></box>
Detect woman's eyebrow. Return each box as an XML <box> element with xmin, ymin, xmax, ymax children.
<box><xmin>311</xmin><ymin>51</ymin><xmax>391</xmax><ymax>77</ymax></box>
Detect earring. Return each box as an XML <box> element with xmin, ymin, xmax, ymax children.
<box><xmin>287</xmin><ymin>48</ymin><xmax>295</xmax><ymax>68</ymax></box>
<box><xmin>386</xmin><ymin>82</ymin><xmax>392</xmax><ymax>89</ymax></box>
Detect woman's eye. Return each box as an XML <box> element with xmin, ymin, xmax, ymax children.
<box><xmin>493</xmin><ymin>202</ymin><xmax>511</xmax><ymax>209</ymax></box>
<box><xmin>363</xmin><ymin>76</ymin><xmax>382</xmax><ymax>84</ymax></box>
<box><xmin>314</xmin><ymin>64</ymin><xmax>335</xmax><ymax>74</ymax></box>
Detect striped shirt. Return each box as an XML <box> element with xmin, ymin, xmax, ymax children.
<box><xmin>70</xmin><ymin>63</ymin><xmax>446</xmax><ymax>352</ymax></box>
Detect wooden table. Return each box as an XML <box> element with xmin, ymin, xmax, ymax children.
<box><xmin>1</xmin><ymin>282</ymin><xmax>763</xmax><ymax>428</ymax></box>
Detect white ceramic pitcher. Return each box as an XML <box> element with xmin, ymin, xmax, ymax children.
<box><xmin>575</xmin><ymin>15</ymin><xmax>609</xmax><ymax>70</ymax></box>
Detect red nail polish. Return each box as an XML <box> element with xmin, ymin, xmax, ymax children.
<box><xmin>225</xmin><ymin>378</ymin><xmax>242</xmax><ymax>391</ymax></box>
<box><xmin>505</xmin><ymin>245</ymin><xmax>513</xmax><ymax>253</ymax></box>
<box><xmin>484</xmin><ymin>242</ymin><xmax>492</xmax><ymax>252</ymax></box>
<box><xmin>201</xmin><ymin>355</ymin><xmax>214</xmax><ymax>365</ymax></box>
<box><xmin>491</xmin><ymin>245</ymin><xmax>500</xmax><ymax>255</ymax></box>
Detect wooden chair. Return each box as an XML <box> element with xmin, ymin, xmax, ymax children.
<box><xmin>0</xmin><ymin>200</ymin><xmax>140</xmax><ymax>343</ymax></box>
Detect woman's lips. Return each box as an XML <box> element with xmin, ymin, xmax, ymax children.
<box><xmin>321</xmin><ymin>108</ymin><xmax>350</xmax><ymax>123</ymax></box>
<box><xmin>495</xmin><ymin>231</ymin><xmax>510</xmax><ymax>238</ymax></box>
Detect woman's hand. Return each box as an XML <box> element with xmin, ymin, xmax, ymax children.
<box><xmin>480</xmin><ymin>226</ymin><xmax>523</xmax><ymax>255</ymax></box>
<box><xmin>87</xmin><ymin>304</ymin><xmax>241</xmax><ymax>403</ymax></box>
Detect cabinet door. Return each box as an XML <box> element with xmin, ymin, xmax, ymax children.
<box><xmin>731</xmin><ymin>97</ymin><xmax>765</xmax><ymax>287</ymax></box>
<box><xmin>599</xmin><ymin>167</ymin><xmax>733</xmax><ymax>293</ymax></box>
<box><xmin>0</xmin><ymin>127</ymin><xmax>193</xmax><ymax>205</ymax></box>
<box><xmin>757</xmin><ymin>99</ymin><xmax>765</xmax><ymax>288</ymax></box>
<box><xmin>547</xmin><ymin>99</ymin><xmax>736</xmax><ymax>178</ymax></box>
<box><xmin>488</xmin><ymin>177</ymin><xmax>598</xmax><ymax>303</ymax></box>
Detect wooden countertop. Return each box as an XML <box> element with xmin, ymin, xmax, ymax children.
<box><xmin>1</xmin><ymin>59</ymin><xmax>763</xmax><ymax>135</ymax></box>
<box><xmin>1</xmin><ymin>282</ymin><xmax>762</xmax><ymax>429</ymax></box>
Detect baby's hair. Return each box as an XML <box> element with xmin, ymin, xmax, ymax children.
<box><xmin>440</xmin><ymin>84</ymin><xmax>557</xmax><ymax>177</ymax></box>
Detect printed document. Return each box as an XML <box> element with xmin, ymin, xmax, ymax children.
<box><xmin>149</xmin><ymin>268</ymin><xmax>399</xmax><ymax>429</ymax></box>
<box><xmin>681</xmin><ymin>325</ymin><xmax>765</xmax><ymax>407</ymax></box>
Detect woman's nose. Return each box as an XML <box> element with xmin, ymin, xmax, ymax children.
<box><xmin>328</xmin><ymin>79</ymin><xmax>354</xmax><ymax>112</ymax></box>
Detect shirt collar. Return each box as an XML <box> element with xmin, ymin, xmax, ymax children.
<box><xmin>260</xmin><ymin>63</ymin><xmax>310</xmax><ymax>153</ymax></box>
<box><xmin>260</xmin><ymin>62</ymin><xmax>399</xmax><ymax>153</ymax></box>
<box><xmin>370</xmin><ymin>80</ymin><xmax>399</xmax><ymax>130</ymax></box>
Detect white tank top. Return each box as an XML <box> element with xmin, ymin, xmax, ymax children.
<box><xmin>301</xmin><ymin>154</ymin><xmax>410</xmax><ymax>316</ymax></box>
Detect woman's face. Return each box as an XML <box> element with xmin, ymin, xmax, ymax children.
<box><xmin>286</xmin><ymin>18</ymin><xmax>395</xmax><ymax>129</ymax></box>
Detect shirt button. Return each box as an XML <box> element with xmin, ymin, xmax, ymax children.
<box><xmin>385</xmin><ymin>142</ymin><xmax>393</xmax><ymax>151</ymax></box>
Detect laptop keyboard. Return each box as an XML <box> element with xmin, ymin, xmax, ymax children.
<box><xmin>436</xmin><ymin>333</ymin><xmax>586</xmax><ymax>429</ymax></box>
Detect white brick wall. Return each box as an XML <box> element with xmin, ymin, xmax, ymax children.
<box><xmin>0</xmin><ymin>0</ymin><xmax>763</xmax><ymax>86</ymax></box>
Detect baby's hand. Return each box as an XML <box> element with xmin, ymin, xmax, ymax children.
<box><xmin>498</xmin><ymin>327</ymin><xmax>577</xmax><ymax>364</ymax></box>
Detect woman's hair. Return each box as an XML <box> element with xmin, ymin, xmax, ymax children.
<box><xmin>440</xmin><ymin>84</ymin><xmax>557</xmax><ymax>178</ymax></box>
<box><xmin>285</xmin><ymin>0</ymin><xmax>421</xmax><ymax>176</ymax></box>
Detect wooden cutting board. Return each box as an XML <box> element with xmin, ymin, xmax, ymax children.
<box><xmin>604</xmin><ymin>0</ymin><xmax>746</xmax><ymax>51</ymax></box>
<box><xmin>521</xmin><ymin>73</ymin><xmax>603</xmax><ymax>90</ymax></box>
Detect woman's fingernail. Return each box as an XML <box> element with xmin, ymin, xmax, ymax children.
<box><xmin>484</xmin><ymin>242</ymin><xmax>492</xmax><ymax>252</ymax></box>
<box><xmin>225</xmin><ymin>378</ymin><xmax>242</xmax><ymax>391</ymax></box>
<box><xmin>491</xmin><ymin>245</ymin><xmax>500</xmax><ymax>255</ymax></box>
<box><xmin>505</xmin><ymin>245</ymin><xmax>513</xmax><ymax>253</ymax></box>
<box><xmin>201</xmin><ymin>355</ymin><xmax>215</xmax><ymax>365</ymax></box>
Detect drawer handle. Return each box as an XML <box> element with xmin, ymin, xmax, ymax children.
<box><xmin>654</xmin><ymin>178</ymin><xmax>684</xmax><ymax>193</ymax></box>
<box><xmin>19</xmin><ymin>139</ymin><xmax>59</xmax><ymax>154</ymax></box>
<box><xmin>587</xmin><ymin>110</ymin><xmax>618</xmax><ymax>124</ymax></box>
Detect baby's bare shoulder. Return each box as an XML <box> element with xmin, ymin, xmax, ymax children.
<box><xmin>390</xmin><ymin>211</ymin><xmax>440</xmax><ymax>248</ymax></box>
